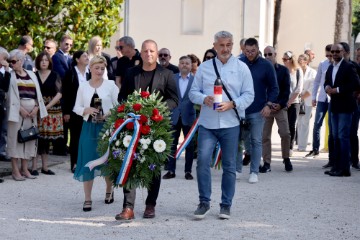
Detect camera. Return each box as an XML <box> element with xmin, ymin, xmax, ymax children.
<box><xmin>92</xmin><ymin>98</ymin><xmax>104</xmax><ymax>123</ymax></box>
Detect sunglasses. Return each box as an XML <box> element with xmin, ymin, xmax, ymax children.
<box><xmin>7</xmin><ymin>59</ymin><xmax>19</xmax><ymax>64</ymax></box>
<box><xmin>159</xmin><ymin>53</ymin><xmax>169</xmax><ymax>58</ymax></box>
<box><xmin>65</xmin><ymin>43</ymin><xmax>73</xmax><ymax>47</ymax></box>
<box><xmin>205</xmin><ymin>56</ymin><xmax>215</xmax><ymax>60</ymax></box>
<box><xmin>282</xmin><ymin>58</ymin><xmax>290</xmax><ymax>62</ymax></box>
<box><xmin>330</xmin><ymin>50</ymin><xmax>341</xmax><ymax>54</ymax></box>
<box><xmin>264</xmin><ymin>53</ymin><xmax>273</xmax><ymax>57</ymax></box>
<box><xmin>115</xmin><ymin>46</ymin><xmax>124</xmax><ymax>50</ymax></box>
<box><xmin>44</xmin><ymin>46</ymin><xmax>52</xmax><ymax>50</ymax></box>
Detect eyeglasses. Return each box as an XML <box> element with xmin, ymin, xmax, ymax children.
<box><xmin>7</xmin><ymin>59</ymin><xmax>19</xmax><ymax>64</ymax></box>
<box><xmin>159</xmin><ymin>54</ymin><xmax>169</xmax><ymax>58</ymax></box>
<box><xmin>115</xmin><ymin>46</ymin><xmax>123</xmax><ymax>50</ymax></box>
<box><xmin>65</xmin><ymin>43</ymin><xmax>73</xmax><ymax>47</ymax></box>
<box><xmin>44</xmin><ymin>46</ymin><xmax>52</xmax><ymax>50</ymax></box>
<box><xmin>282</xmin><ymin>58</ymin><xmax>290</xmax><ymax>62</ymax></box>
<box><xmin>205</xmin><ymin>56</ymin><xmax>215</xmax><ymax>60</ymax></box>
<box><xmin>264</xmin><ymin>53</ymin><xmax>273</xmax><ymax>57</ymax></box>
<box><xmin>330</xmin><ymin>50</ymin><xmax>341</xmax><ymax>54</ymax></box>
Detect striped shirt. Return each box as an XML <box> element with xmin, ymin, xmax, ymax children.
<box><xmin>16</xmin><ymin>73</ymin><xmax>37</xmax><ymax>99</ymax></box>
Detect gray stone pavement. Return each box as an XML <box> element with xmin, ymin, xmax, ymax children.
<box><xmin>0</xmin><ymin>125</ymin><xmax>359</xmax><ymax>240</ymax></box>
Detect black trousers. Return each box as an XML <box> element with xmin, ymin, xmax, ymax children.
<box><xmin>287</xmin><ymin>103</ymin><xmax>300</xmax><ymax>150</ymax></box>
<box><xmin>69</xmin><ymin>113</ymin><xmax>83</xmax><ymax>169</ymax></box>
<box><xmin>123</xmin><ymin>175</ymin><xmax>161</xmax><ymax>209</ymax></box>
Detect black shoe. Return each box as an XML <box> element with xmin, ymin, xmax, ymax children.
<box><xmin>329</xmin><ymin>170</ymin><xmax>351</xmax><ymax>177</ymax></box>
<box><xmin>352</xmin><ymin>164</ymin><xmax>360</xmax><ymax>170</ymax></box>
<box><xmin>29</xmin><ymin>169</ymin><xmax>39</xmax><ymax>176</ymax></box>
<box><xmin>305</xmin><ymin>150</ymin><xmax>319</xmax><ymax>158</ymax></box>
<box><xmin>0</xmin><ymin>178</ymin><xmax>4</xmax><ymax>183</ymax></box>
<box><xmin>185</xmin><ymin>172</ymin><xmax>193</xmax><ymax>180</ymax></box>
<box><xmin>259</xmin><ymin>163</ymin><xmax>271</xmax><ymax>173</ymax></box>
<box><xmin>242</xmin><ymin>154</ymin><xmax>251</xmax><ymax>166</ymax></box>
<box><xmin>83</xmin><ymin>201</ymin><xmax>92</xmax><ymax>212</ymax></box>
<box><xmin>162</xmin><ymin>171</ymin><xmax>175</xmax><ymax>179</ymax></box>
<box><xmin>283</xmin><ymin>158</ymin><xmax>293</xmax><ymax>172</ymax></box>
<box><xmin>41</xmin><ymin>169</ymin><xmax>55</xmax><ymax>175</ymax></box>
<box><xmin>322</xmin><ymin>162</ymin><xmax>333</xmax><ymax>169</ymax></box>
<box><xmin>105</xmin><ymin>191</ymin><xmax>114</xmax><ymax>204</ymax></box>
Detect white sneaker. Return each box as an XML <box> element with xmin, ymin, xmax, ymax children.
<box><xmin>248</xmin><ymin>173</ymin><xmax>258</xmax><ymax>183</ymax></box>
<box><xmin>236</xmin><ymin>171</ymin><xmax>241</xmax><ymax>180</ymax></box>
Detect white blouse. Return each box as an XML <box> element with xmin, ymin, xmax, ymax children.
<box><xmin>73</xmin><ymin>79</ymin><xmax>119</xmax><ymax>121</ymax></box>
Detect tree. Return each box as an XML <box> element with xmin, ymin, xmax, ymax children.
<box><xmin>352</xmin><ymin>0</ymin><xmax>360</xmax><ymax>37</ymax></box>
<box><xmin>0</xmin><ymin>0</ymin><xmax>124</xmax><ymax>56</ymax></box>
<box><xmin>273</xmin><ymin>0</ymin><xmax>282</xmax><ymax>48</ymax></box>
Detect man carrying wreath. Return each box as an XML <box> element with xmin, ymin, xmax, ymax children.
<box><xmin>116</xmin><ymin>39</ymin><xmax>178</xmax><ymax>220</ymax></box>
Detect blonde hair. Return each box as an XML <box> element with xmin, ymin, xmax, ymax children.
<box><xmin>89</xmin><ymin>55</ymin><xmax>107</xmax><ymax>67</ymax></box>
<box><xmin>283</xmin><ymin>51</ymin><xmax>299</xmax><ymax>71</ymax></box>
<box><xmin>88</xmin><ymin>36</ymin><xmax>102</xmax><ymax>55</ymax></box>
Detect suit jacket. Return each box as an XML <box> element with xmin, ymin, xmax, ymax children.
<box><xmin>324</xmin><ymin>59</ymin><xmax>360</xmax><ymax>113</ymax></box>
<box><xmin>8</xmin><ymin>70</ymin><xmax>47</xmax><ymax>122</ymax></box>
<box><xmin>170</xmin><ymin>73</ymin><xmax>195</xmax><ymax>126</ymax></box>
<box><xmin>118</xmin><ymin>64</ymin><xmax>178</xmax><ymax>110</ymax></box>
<box><xmin>62</xmin><ymin>67</ymin><xmax>91</xmax><ymax>115</ymax></box>
<box><xmin>0</xmin><ymin>71</ymin><xmax>10</xmax><ymax>101</ymax></box>
<box><xmin>52</xmin><ymin>50</ymin><xmax>71</xmax><ymax>79</ymax></box>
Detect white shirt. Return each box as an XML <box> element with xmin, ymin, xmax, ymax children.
<box><xmin>332</xmin><ymin>58</ymin><xmax>344</xmax><ymax>86</ymax></box>
<box><xmin>73</xmin><ymin>79</ymin><xmax>119</xmax><ymax>121</ymax></box>
<box><xmin>301</xmin><ymin>66</ymin><xmax>317</xmax><ymax>106</ymax></box>
<box><xmin>289</xmin><ymin>68</ymin><xmax>304</xmax><ymax>104</ymax></box>
<box><xmin>178</xmin><ymin>73</ymin><xmax>190</xmax><ymax>98</ymax></box>
<box><xmin>312</xmin><ymin>59</ymin><xmax>332</xmax><ymax>102</ymax></box>
<box><xmin>75</xmin><ymin>66</ymin><xmax>89</xmax><ymax>83</ymax></box>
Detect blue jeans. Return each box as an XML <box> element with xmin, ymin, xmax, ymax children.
<box><xmin>350</xmin><ymin>104</ymin><xmax>360</xmax><ymax>166</ymax></box>
<box><xmin>197</xmin><ymin>125</ymin><xmax>239</xmax><ymax>207</ymax></box>
<box><xmin>330</xmin><ymin>112</ymin><xmax>352</xmax><ymax>171</ymax></box>
<box><xmin>245</xmin><ymin>112</ymin><xmax>265</xmax><ymax>174</ymax></box>
<box><xmin>312</xmin><ymin>101</ymin><xmax>329</xmax><ymax>151</ymax></box>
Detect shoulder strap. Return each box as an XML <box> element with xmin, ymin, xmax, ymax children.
<box><xmin>296</xmin><ymin>69</ymin><xmax>300</xmax><ymax>86</ymax></box>
<box><xmin>212</xmin><ymin>58</ymin><xmax>241</xmax><ymax>123</ymax></box>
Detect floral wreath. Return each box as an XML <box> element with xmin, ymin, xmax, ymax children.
<box><xmin>86</xmin><ymin>90</ymin><xmax>173</xmax><ymax>189</ymax></box>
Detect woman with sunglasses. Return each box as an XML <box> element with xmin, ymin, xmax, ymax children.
<box><xmin>88</xmin><ymin>36</ymin><xmax>114</xmax><ymax>80</ymax></box>
<box><xmin>6</xmin><ymin>49</ymin><xmax>47</xmax><ymax>181</ymax></box>
<box><xmin>202</xmin><ymin>49</ymin><xmax>217</xmax><ymax>62</ymax></box>
<box><xmin>62</xmin><ymin>50</ymin><xmax>90</xmax><ymax>173</ymax></box>
<box><xmin>30</xmin><ymin>52</ymin><xmax>63</xmax><ymax>176</ymax></box>
<box><xmin>282</xmin><ymin>51</ymin><xmax>303</xmax><ymax>156</ymax></box>
<box><xmin>297</xmin><ymin>54</ymin><xmax>317</xmax><ymax>152</ymax></box>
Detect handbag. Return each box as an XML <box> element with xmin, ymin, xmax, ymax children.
<box><xmin>17</xmin><ymin>118</ymin><xmax>39</xmax><ymax>143</ymax></box>
<box><xmin>299</xmin><ymin>100</ymin><xmax>306</xmax><ymax>115</ymax></box>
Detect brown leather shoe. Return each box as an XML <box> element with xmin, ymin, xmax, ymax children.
<box><xmin>115</xmin><ymin>207</ymin><xmax>134</xmax><ymax>221</ymax></box>
<box><xmin>143</xmin><ymin>205</ymin><xmax>155</xmax><ymax>218</ymax></box>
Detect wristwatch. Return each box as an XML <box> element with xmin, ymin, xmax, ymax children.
<box><xmin>232</xmin><ymin>101</ymin><xmax>236</xmax><ymax>109</ymax></box>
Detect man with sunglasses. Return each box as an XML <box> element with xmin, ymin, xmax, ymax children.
<box><xmin>115</xmin><ymin>36</ymin><xmax>142</xmax><ymax>90</ymax></box>
<box><xmin>52</xmin><ymin>35</ymin><xmax>73</xmax><ymax>79</ymax></box>
<box><xmin>259</xmin><ymin>46</ymin><xmax>291</xmax><ymax>173</ymax></box>
<box><xmin>158</xmin><ymin>48</ymin><xmax>179</xmax><ymax>74</ymax></box>
<box><xmin>43</xmin><ymin>39</ymin><xmax>57</xmax><ymax>57</ymax></box>
<box><xmin>324</xmin><ymin>43</ymin><xmax>360</xmax><ymax>177</ymax></box>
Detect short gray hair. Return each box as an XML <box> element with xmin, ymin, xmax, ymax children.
<box><xmin>214</xmin><ymin>31</ymin><xmax>233</xmax><ymax>43</ymax></box>
<box><xmin>9</xmin><ymin>49</ymin><xmax>25</xmax><ymax>61</ymax></box>
<box><xmin>119</xmin><ymin>36</ymin><xmax>135</xmax><ymax>48</ymax></box>
<box><xmin>0</xmin><ymin>47</ymin><xmax>9</xmax><ymax>59</ymax></box>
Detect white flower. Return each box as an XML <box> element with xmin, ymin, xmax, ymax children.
<box><xmin>140</xmin><ymin>156</ymin><xmax>146</xmax><ymax>163</ymax></box>
<box><xmin>140</xmin><ymin>138</ymin><xmax>146</xmax><ymax>145</ymax></box>
<box><xmin>142</xmin><ymin>144</ymin><xmax>148</xmax><ymax>150</ymax></box>
<box><xmin>105</xmin><ymin>129</ymin><xmax>110</xmax><ymax>136</ymax></box>
<box><xmin>153</xmin><ymin>140</ymin><xmax>166</xmax><ymax>153</ymax></box>
<box><xmin>115</xmin><ymin>140</ymin><xmax>120</xmax><ymax>147</ymax></box>
<box><xmin>145</xmin><ymin>139</ymin><xmax>151</xmax><ymax>145</ymax></box>
<box><xmin>123</xmin><ymin>135</ymin><xmax>132</xmax><ymax>148</ymax></box>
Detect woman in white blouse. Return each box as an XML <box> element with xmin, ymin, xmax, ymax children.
<box><xmin>297</xmin><ymin>54</ymin><xmax>317</xmax><ymax>151</ymax></box>
<box><xmin>73</xmin><ymin>55</ymin><xmax>119</xmax><ymax>212</ymax></box>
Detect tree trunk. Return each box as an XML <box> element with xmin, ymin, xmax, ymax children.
<box><xmin>273</xmin><ymin>0</ymin><xmax>282</xmax><ymax>48</ymax></box>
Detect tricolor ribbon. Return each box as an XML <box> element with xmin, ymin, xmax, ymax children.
<box><xmin>85</xmin><ymin>112</ymin><xmax>141</xmax><ymax>185</ymax></box>
<box><xmin>174</xmin><ymin>118</ymin><xmax>199</xmax><ymax>160</ymax></box>
<box><xmin>211</xmin><ymin>142</ymin><xmax>222</xmax><ymax>168</ymax></box>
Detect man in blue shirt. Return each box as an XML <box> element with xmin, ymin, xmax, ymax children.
<box><xmin>240</xmin><ymin>38</ymin><xmax>279</xmax><ymax>183</ymax></box>
<box><xmin>189</xmin><ymin>31</ymin><xmax>254</xmax><ymax>220</ymax></box>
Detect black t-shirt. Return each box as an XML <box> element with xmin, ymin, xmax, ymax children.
<box><xmin>115</xmin><ymin>50</ymin><xmax>142</xmax><ymax>80</ymax></box>
<box><xmin>139</xmin><ymin>70</ymin><xmax>155</xmax><ymax>92</ymax></box>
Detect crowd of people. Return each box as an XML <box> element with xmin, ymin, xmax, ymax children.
<box><xmin>0</xmin><ymin>31</ymin><xmax>359</xmax><ymax>221</ymax></box>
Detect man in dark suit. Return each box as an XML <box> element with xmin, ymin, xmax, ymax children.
<box><xmin>163</xmin><ymin>55</ymin><xmax>196</xmax><ymax>180</ymax></box>
<box><xmin>116</xmin><ymin>39</ymin><xmax>178</xmax><ymax>221</ymax></box>
<box><xmin>324</xmin><ymin>43</ymin><xmax>360</xmax><ymax>177</ymax></box>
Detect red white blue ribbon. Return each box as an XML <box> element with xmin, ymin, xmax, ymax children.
<box><xmin>175</xmin><ymin>118</ymin><xmax>199</xmax><ymax>160</ymax></box>
<box><xmin>85</xmin><ymin>113</ymin><xmax>141</xmax><ymax>185</ymax></box>
<box><xmin>211</xmin><ymin>142</ymin><xmax>222</xmax><ymax>168</ymax></box>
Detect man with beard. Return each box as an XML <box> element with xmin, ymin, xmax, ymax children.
<box><xmin>158</xmin><ymin>48</ymin><xmax>179</xmax><ymax>74</ymax></box>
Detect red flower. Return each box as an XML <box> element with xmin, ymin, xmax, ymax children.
<box><xmin>151</xmin><ymin>114</ymin><xmax>163</xmax><ymax>122</ymax></box>
<box><xmin>126</xmin><ymin>122</ymin><xmax>134</xmax><ymax>130</ymax></box>
<box><xmin>141</xmin><ymin>91</ymin><xmax>150</xmax><ymax>98</ymax></box>
<box><xmin>152</xmin><ymin>108</ymin><xmax>160</xmax><ymax>116</ymax></box>
<box><xmin>117</xmin><ymin>104</ymin><xmax>126</xmax><ymax>113</ymax></box>
<box><xmin>139</xmin><ymin>115</ymin><xmax>148</xmax><ymax>124</ymax></box>
<box><xmin>141</xmin><ymin>125</ymin><xmax>151</xmax><ymax>135</ymax></box>
<box><xmin>114</xmin><ymin>119</ymin><xmax>125</xmax><ymax>129</ymax></box>
<box><xmin>133</xmin><ymin>103</ymin><xmax>142</xmax><ymax>112</ymax></box>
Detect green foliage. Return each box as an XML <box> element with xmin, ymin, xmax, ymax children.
<box><xmin>0</xmin><ymin>0</ymin><xmax>123</xmax><ymax>56</ymax></box>
<box><xmin>98</xmin><ymin>90</ymin><xmax>173</xmax><ymax>190</ymax></box>
<box><xmin>352</xmin><ymin>0</ymin><xmax>360</xmax><ymax>36</ymax></box>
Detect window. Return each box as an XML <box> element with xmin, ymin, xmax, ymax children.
<box><xmin>181</xmin><ymin>0</ymin><xmax>204</xmax><ymax>34</ymax></box>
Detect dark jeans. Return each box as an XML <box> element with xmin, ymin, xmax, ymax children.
<box><xmin>350</xmin><ymin>105</ymin><xmax>360</xmax><ymax>166</ymax></box>
<box><xmin>287</xmin><ymin>103</ymin><xmax>299</xmax><ymax>150</ymax></box>
<box><xmin>123</xmin><ymin>175</ymin><xmax>161</xmax><ymax>209</ymax></box>
<box><xmin>312</xmin><ymin>101</ymin><xmax>329</xmax><ymax>151</ymax></box>
<box><xmin>167</xmin><ymin>119</ymin><xmax>194</xmax><ymax>173</ymax></box>
<box><xmin>69</xmin><ymin>112</ymin><xmax>83</xmax><ymax>169</ymax></box>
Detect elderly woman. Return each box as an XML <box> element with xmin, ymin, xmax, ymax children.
<box><xmin>7</xmin><ymin>49</ymin><xmax>47</xmax><ymax>181</ymax></box>
<box><xmin>63</xmin><ymin>50</ymin><xmax>90</xmax><ymax>173</ymax></box>
<box><xmin>87</xmin><ymin>36</ymin><xmax>114</xmax><ymax>80</ymax></box>
<box><xmin>73</xmin><ymin>55</ymin><xmax>119</xmax><ymax>211</ymax></box>
<box><xmin>282</xmin><ymin>51</ymin><xmax>303</xmax><ymax>156</ymax></box>
<box><xmin>297</xmin><ymin>54</ymin><xmax>317</xmax><ymax>151</ymax></box>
